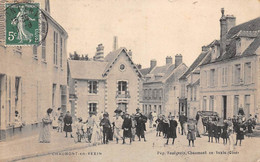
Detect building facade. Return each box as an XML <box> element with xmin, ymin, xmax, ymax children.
<box><xmin>0</xmin><ymin>0</ymin><xmax>68</xmax><ymax>140</ymax></box>
<box><xmin>179</xmin><ymin>47</ymin><xmax>210</xmax><ymax>118</ymax></box>
<box><xmin>200</xmin><ymin>9</ymin><xmax>260</xmax><ymax>120</ymax></box>
<box><xmin>68</xmin><ymin>46</ymin><xmax>143</xmax><ymax>121</ymax></box>
<box><xmin>140</xmin><ymin>55</ymin><xmax>188</xmax><ymax>116</ymax></box>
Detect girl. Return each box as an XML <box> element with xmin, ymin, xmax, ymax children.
<box><xmin>165</xmin><ymin>116</ymin><xmax>178</xmax><ymax>145</ymax></box>
<box><xmin>187</xmin><ymin>119</ymin><xmax>196</xmax><ymax>147</ymax></box>
<box><xmin>221</xmin><ymin>120</ymin><xmax>229</xmax><ymax>145</ymax></box>
<box><xmin>155</xmin><ymin>115</ymin><xmax>164</xmax><ymax>137</ymax></box>
<box><xmin>235</xmin><ymin>118</ymin><xmax>246</xmax><ymax>146</ymax></box>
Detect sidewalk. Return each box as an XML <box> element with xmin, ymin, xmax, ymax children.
<box><xmin>0</xmin><ymin>126</ymin><xmax>155</xmax><ymax>162</ymax></box>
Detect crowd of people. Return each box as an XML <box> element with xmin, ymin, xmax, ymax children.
<box><xmin>38</xmin><ymin>107</ymin><xmax>258</xmax><ymax>148</ymax></box>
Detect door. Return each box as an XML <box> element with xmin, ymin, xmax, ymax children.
<box><xmin>222</xmin><ymin>96</ymin><xmax>227</xmax><ymax>119</ymax></box>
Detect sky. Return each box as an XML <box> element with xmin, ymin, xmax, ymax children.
<box><xmin>50</xmin><ymin>0</ymin><xmax>260</xmax><ymax>68</ymax></box>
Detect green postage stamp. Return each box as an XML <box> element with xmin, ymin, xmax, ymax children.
<box><xmin>5</xmin><ymin>3</ymin><xmax>40</xmax><ymax>46</ymax></box>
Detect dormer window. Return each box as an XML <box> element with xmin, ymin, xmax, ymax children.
<box><xmin>236</xmin><ymin>38</ymin><xmax>242</xmax><ymax>56</ymax></box>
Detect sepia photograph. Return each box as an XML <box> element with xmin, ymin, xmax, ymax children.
<box><xmin>0</xmin><ymin>0</ymin><xmax>260</xmax><ymax>161</ymax></box>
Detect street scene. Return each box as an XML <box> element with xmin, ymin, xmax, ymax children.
<box><xmin>0</xmin><ymin>0</ymin><xmax>260</xmax><ymax>162</ymax></box>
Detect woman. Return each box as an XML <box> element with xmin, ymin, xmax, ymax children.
<box><xmin>155</xmin><ymin>115</ymin><xmax>164</xmax><ymax>137</ymax></box>
<box><xmin>165</xmin><ymin>116</ymin><xmax>178</xmax><ymax>145</ymax></box>
<box><xmin>196</xmin><ymin>112</ymin><xmax>204</xmax><ymax>137</ymax></box>
<box><xmin>64</xmin><ymin>111</ymin><xmax>73</xmax><ymax>138</ymax></box>
<box><xmin>235</xmin><ymin>118</ymin><xmax>246</xmax><ymax>146</ymax></box>
<box><xmin>39</xmin><ymin>108</ymin><xmax>53</xmax><ymax>143</ymax></box>
<box><xmin>187</xmin><ymin>119</ymin><xmax>196</xmax><ymax>147</ymax></box>
<box><xmin>122</xmin><ymin>113</ymin><xmax>132</xmax><ymax>144</ymax></box>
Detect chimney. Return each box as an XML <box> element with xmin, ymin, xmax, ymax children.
<box><xmin>175</xmin><ymin>54</ymin><xmax>182</xmax><ymax>68</ymax></box>
<box><xmin>150</xmin><ymin>59</ymin><xmax>157</xmax><ymax>70</ymax></box>
<box><xmin>137</xmin><ymin>64</ymin><xmax>142</xmax><ymax>69</ymax></box>
<box><xmin>128</xmin><ymin>50</ymin><xmax>132</xmax><ymax>58</ymax></box>
<box><xmin>202</xmin><ymin>46</ymin><xmax>209</xmax><ymax>52</ymax></box>
<box><xmin>166</xmin><ymin>56</ymin><xmax>173</xmax><ymax>65</ymax></box>
<box><xmin>113</xmin><ymin>36</ymin><xmax>118</xmax><ymax>51</ymax></box>
<box><xmin>220</xmin><ymin>8</ymin><xmax>236</xmax><ymax>54</ymax></box>
<box><xmin>94</xmin><ymin>44</ymin><xmax>104</xmax><ymax>61</ymax></box>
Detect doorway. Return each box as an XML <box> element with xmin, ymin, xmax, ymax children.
<box><xmin>222</xmin><ymin>96</ymin><xmax>227</xmax><ymax>119</ymax></box>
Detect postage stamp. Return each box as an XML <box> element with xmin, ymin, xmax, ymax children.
<box><xmin>5</xmin><ymin>3</ymin><xmax>40</xmax><ymax>46</ymax></box>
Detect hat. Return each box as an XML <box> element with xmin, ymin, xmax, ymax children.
<box><xmin>78</xmin><ymin>117</ymin><xmax>82</xmax><ymax>121</ymax></box>
<box><xmin>136</xmin><ymin>108</ymin><xmax>140</xmax><ymax>111</ymax></box>
<box><xmin>103</xmin><ymin>112</ymin><xmax>109</xmax><ymax>117</ymax></box>
<box><xmin>114</xmin><ymin>109</ymin><xmax>122</xmax><ymax>114</ymax></box>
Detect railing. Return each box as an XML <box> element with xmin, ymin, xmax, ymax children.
<box><xmin>116</xmin><ymin>91</ymin><xmax>130</xmax><ymax>98</ymax></box>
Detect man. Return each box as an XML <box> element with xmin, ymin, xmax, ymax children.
<box><xmin>113</xmin><ymin>109</ymin><xmax>123</xmax><ymax>144</ymax></box>
<box><xmin>100</xmin><ymin>113</ymin><xmax>111</xmax><ymax>144</ymax></box>
<box><xmin>122</xmin><ymin>113</ymin><xmax>132</xmax><ymax>144</ymax></box>
<box><xmin>64</xmin><ymin>111</ymin><xmax>73</xmax><ymax>138</ymax></box>
<box><xmin>179</xmin><ymin>112</ymin><xmax>187</xmax><ymax>135</ymax></box>
<box><xmin>135</xmin><ymin>108</ymin><xmax>147</xmax><ymax>141</ymax></box>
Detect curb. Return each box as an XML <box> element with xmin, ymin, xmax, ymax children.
<box><xmin>4</xmin><ymin>129</ymin><xmax>156</xmax><ymax>162</ymax></box>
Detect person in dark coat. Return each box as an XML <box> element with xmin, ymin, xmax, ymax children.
<box><xmin>213</xmin><ymin>121</ymin><xmax>221</xmax><ymax>143</ymax></box>
<box><xmin>155</xmin><ymin>115</ymin><xmax>164</xmax><ymax>136</ymax></box>
<box><xmin>207</xmin><ymin>118</ymin><xmax>214</xmax><ymax>143</ymax></box>
<box><xmin>179</xmin><ymin>112</ymin><xmax>187</xmax><ymax>135</ymax></box>
<box><xmin>122</xmin><ymin>113</ymin><xmax>132</xmax><ymax>144</ymax></box>
<box><xmin>63</xmin><ymin>111</ymin><xmax>73</xmax><ymax>138</ymax></box>
<box><xmin>221</xmin><ymin>121</ymin><xmax>229</xmax><ymax>145</ymax></box>
<box><xmin>100</xmin><ymin>113</ymin><xmax>111</xmax><ymax>144</ymax></box>
<box><xmin>165</xmin><ymin>116</ymin><xmax>178</xmax><ymax>145</ymax></box>
<box><xmin>247</xmin><ymin>118</ymin><xmax>254</xmax><ymax>137</ymax></box>
<box><xmin>162</xmin><ymin>115</ymin><xmax>169</xmax><ymax>138</ymax></box>
<box><xmin>235</xmin><ymin>118</ymin><xmax>246</xmax><ymax>146</ymax></box>
<box><xmin>135</xmin><ymin>108</ymin><xmax>147</xmax><ymax>142</ymax></box>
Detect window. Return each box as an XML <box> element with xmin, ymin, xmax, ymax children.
<box><xmin>60</xmin><ymin>37</ymin><xmax>63</xmax><ymax>67</ymax></box>
<box><xmin>52</xmin><ymin>84</ymin><xmax>56</xmax><ymax>107</ymax></box>
<box><xmin>53</xmin><ymin>31</ymin><xmax>58</xmax><ymax>65</ymax></box>
<box><xmin>210</xmin><ymin>69</ymin><xmax>215</xmax><ymax>87</ymax></box>
<box><xmin>89</xmin><ymin>81</ymin><xmax>98</xmax><ymax>94</ymax></box>
<box><xmin>15</xmin><ymin>77</ymin><xmax>20</xmax><ymax>101</ymax></box>
<box><xmin>159</xmin><ymin>89</ymin><xmax>162</xmax><ymax>100</ymax></box>
<box><xmin>118</xmin><ymin>81</ymin><xmax>127</xmax><ymax>93</ymax></box>
<box><xmin>245</xmin><ymin>95</ymin><xmax>250</xmax><ymax>118</ymax></box>
<box><xmin>154</xmin><ymin>105</ymin><xmax>157</xmax><ymax>113</ymax></box>
<box><xmin>153</xmin><ymin>89</ymin><xmax>156</xmax><ymax>99</ymax></box>
<box><xmin>244</xmin><ymin>62</ymin><xmax>252</xmax><ymax>84</ymax></box>
<box><xmin>119</xmin><ymin>64</ymin><xmax>125</xmax><ymax>71</ymax></box>
<box><xmin>234</xmin><ymin>64</ymin><xmax>241</xmax><ymax>84</ymax></box>
<box><xmin>89</xmin><ymin>103</ymin><xmax>97</xmax><ymax>114</ymax></box>
<box><xmin>181</xmin><ymin>84</ymin><xmax>185</xmax><ymax>98</ymax></box>
<box><xmin>190</xmin><ymin>87</ymin><xmax>193</xmax><ymax>101</ymax></box>
<box><xmin>159</xmin><ymin>105</ymin><xmax>162</xmax><ymax>114</ymax></box>
<box><xmin>209</xmin><ymin>96</ymin><xmax>214</xmax><ymax>111</ymax></box>
<box><xmin>234</xmin><ymin>95</ymin><xmax>239</xmax><ymax>115</ymax></box>
<box><xmin>41</xmin><ymin>22</ymin><xmax>46</xmax><ymax>61</ymax></box>
<box><xmin>222</xmin><ymin>67</ymin><xmax>228</xmax><ymax>85</ymax></box>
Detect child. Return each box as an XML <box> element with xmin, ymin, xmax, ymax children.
<box><xmin>155</xmin><ymin>115</ymin><xmax>163</xmax><ymax>137</ymax></box>
<box><xmin>122</xmin><ymin>113</ymin><xmax>132</xmax><ymax>144</ymax></box>
<box><xmin>207</xmin><ymin>118</ymin><xmax>214</xmax><ymax>143</ymax></box>
<box><xmin>214</xmin><ymin>121</ymin><xmax>221</xmax><ymax>143</ymax></box>
<box><xmin>57</xmin><ymin>112</ymin><xmax>64</xmax><ymax>132</ymax></box>
<box><xmin>75</xmin><ymin>117</ymin><xmax>84</xmax><ymax>142</ymax></box>
<box><xmin>221</xmin><ymin>120</ymin><xmax>229</xmax><ymax>145</ymax></box>
<box><xmin>235</xmin><ymin>118</ymin><xmax>246</xmax><ymax>146</ymax></box>
<box><xmin>99</xmin><ymin>113</ymin><xmax>111</xmax><ymax>144</ymax></box>
<box><xmin>187</xmin><ymin>119</ymin><xmax>196</xmax><ymax>147</ymax></box>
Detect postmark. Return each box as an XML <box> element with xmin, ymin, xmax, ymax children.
<box><xmin>5</xmin><ymin>3</ymin><xmax>48</xmax><ymax>46</ymax></box>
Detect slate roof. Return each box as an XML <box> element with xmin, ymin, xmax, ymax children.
<box><xmin>68</xmin><ymin>60</ymin><xmax>108</xmax><ymax>80</ymax></box>
<box><xmin>179</xmin><ymin>51</ymin><xmax>209</xmax><ymax>80</ymax></box>
<box><xmin>140</xmin><ymin>68</ymin><xmax>151</xmax><ymax>76</ymax></box>
<box><xmin>144</xmin><ymin>63</ymin><xmax>186</xmax><ymax>83</ymax></box>
<box><xmin>69</xmin><ymin>47</ymin><xmax>143</xmax><ymax>80</ymax></box>
<box><xmin>226</xmin><ymin>17</ymin><xmax>260</xmax><ymax>39</ymax></box>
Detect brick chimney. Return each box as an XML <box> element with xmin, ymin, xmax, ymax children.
<box><xmin>150</xmin><ymin>59</ymin><xmax>157</xmax><ymax>70</ymax></box>
<box><xmin>94</xmin><ymin>44</ymin><xmax>104</xmax><ymax>61</ymax></box>
<box><xmin>113</xmin><ymin>36</ymin><xmax>118</xmax><ymax>51</ymax></box>
<box><xmin>220</xmin><ymin>8</ymin><xmax>236</xmax><ymax>54</ymax></box>
<box><xmin>175</xmin><ymin>54</ymin><xmax>182</xmax><ymax>68</ymax></box>
<box><xmin>166</xmin><ymin>56</ymin><xmax>173</xmax><ymax>65</ymax></box>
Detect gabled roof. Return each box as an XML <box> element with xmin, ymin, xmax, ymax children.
<box><xmin>68</xmin><ymin>60</ymin><xmax>108</xmax><ymax>80</ymax></box>
<box><xmin>102</xmin><ymin>47</ymin><xmax>143</xmax><ymax>78</ymax></box>
<box><xmin>179</xmin><ymin>51</ymin><xmax>210</xmax><ymax>80</ymax></box>
<box><xmin>69</xmin><ymin>47</ymin><xmax>143</xmax><ymax>80</ymax></box>
<box><xmin>226</xmin><ymin>17</ymin><xmax>260</xmax><ymax>39</ymax></box>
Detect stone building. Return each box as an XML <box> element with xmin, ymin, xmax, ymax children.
<box><xmin>199</xmin><ymin>9</ymin><xmax>260</xmax><ymax>120</ymax></box>
<box><xmin>140</xmin><ymin>55</ymin><xmax>188</xmax><ymax>116</ymax></box>
<box><xmin>68</xmin><ymin>45</ymin><xmax>143</xmax><ymax>121</ymax></box>
<box><xmin>0</xmin><ymin>0</ymin><xmax>68</xmax><ymax>140</ymax></box>
<box><xmin>179</xmin><ymin>46</ymin><xmax>211</xmax><ymax>118</ymax></box>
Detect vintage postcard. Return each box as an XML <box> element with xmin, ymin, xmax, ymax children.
<box><xmin>0</xmin><ymin>0</ymin><xmax>260</xmax><ymax>162</ymax></box>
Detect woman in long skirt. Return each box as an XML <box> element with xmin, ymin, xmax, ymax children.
<box><xmin>187</xmin><ymin>119</ymin><xmax>196</xmax><ymax>147</ymax></box>
<box><xmin>196</xmin><ymin>114</ymin><xmax>204</xmax><ymax>137</ymax></box>
<box><xmin>235</xmin><ymin>119</ymin><xmax>246</xmax><ymax>146</ymax></box>
<box><xmin>39</xmin><ymin>108</ymin><xmax>53</xmax><ymax>143</ymax></box>
<box><xmin>166</xmin><ymin>116</ymin><xmax>178</xmax><ymax>145</ymax></box>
